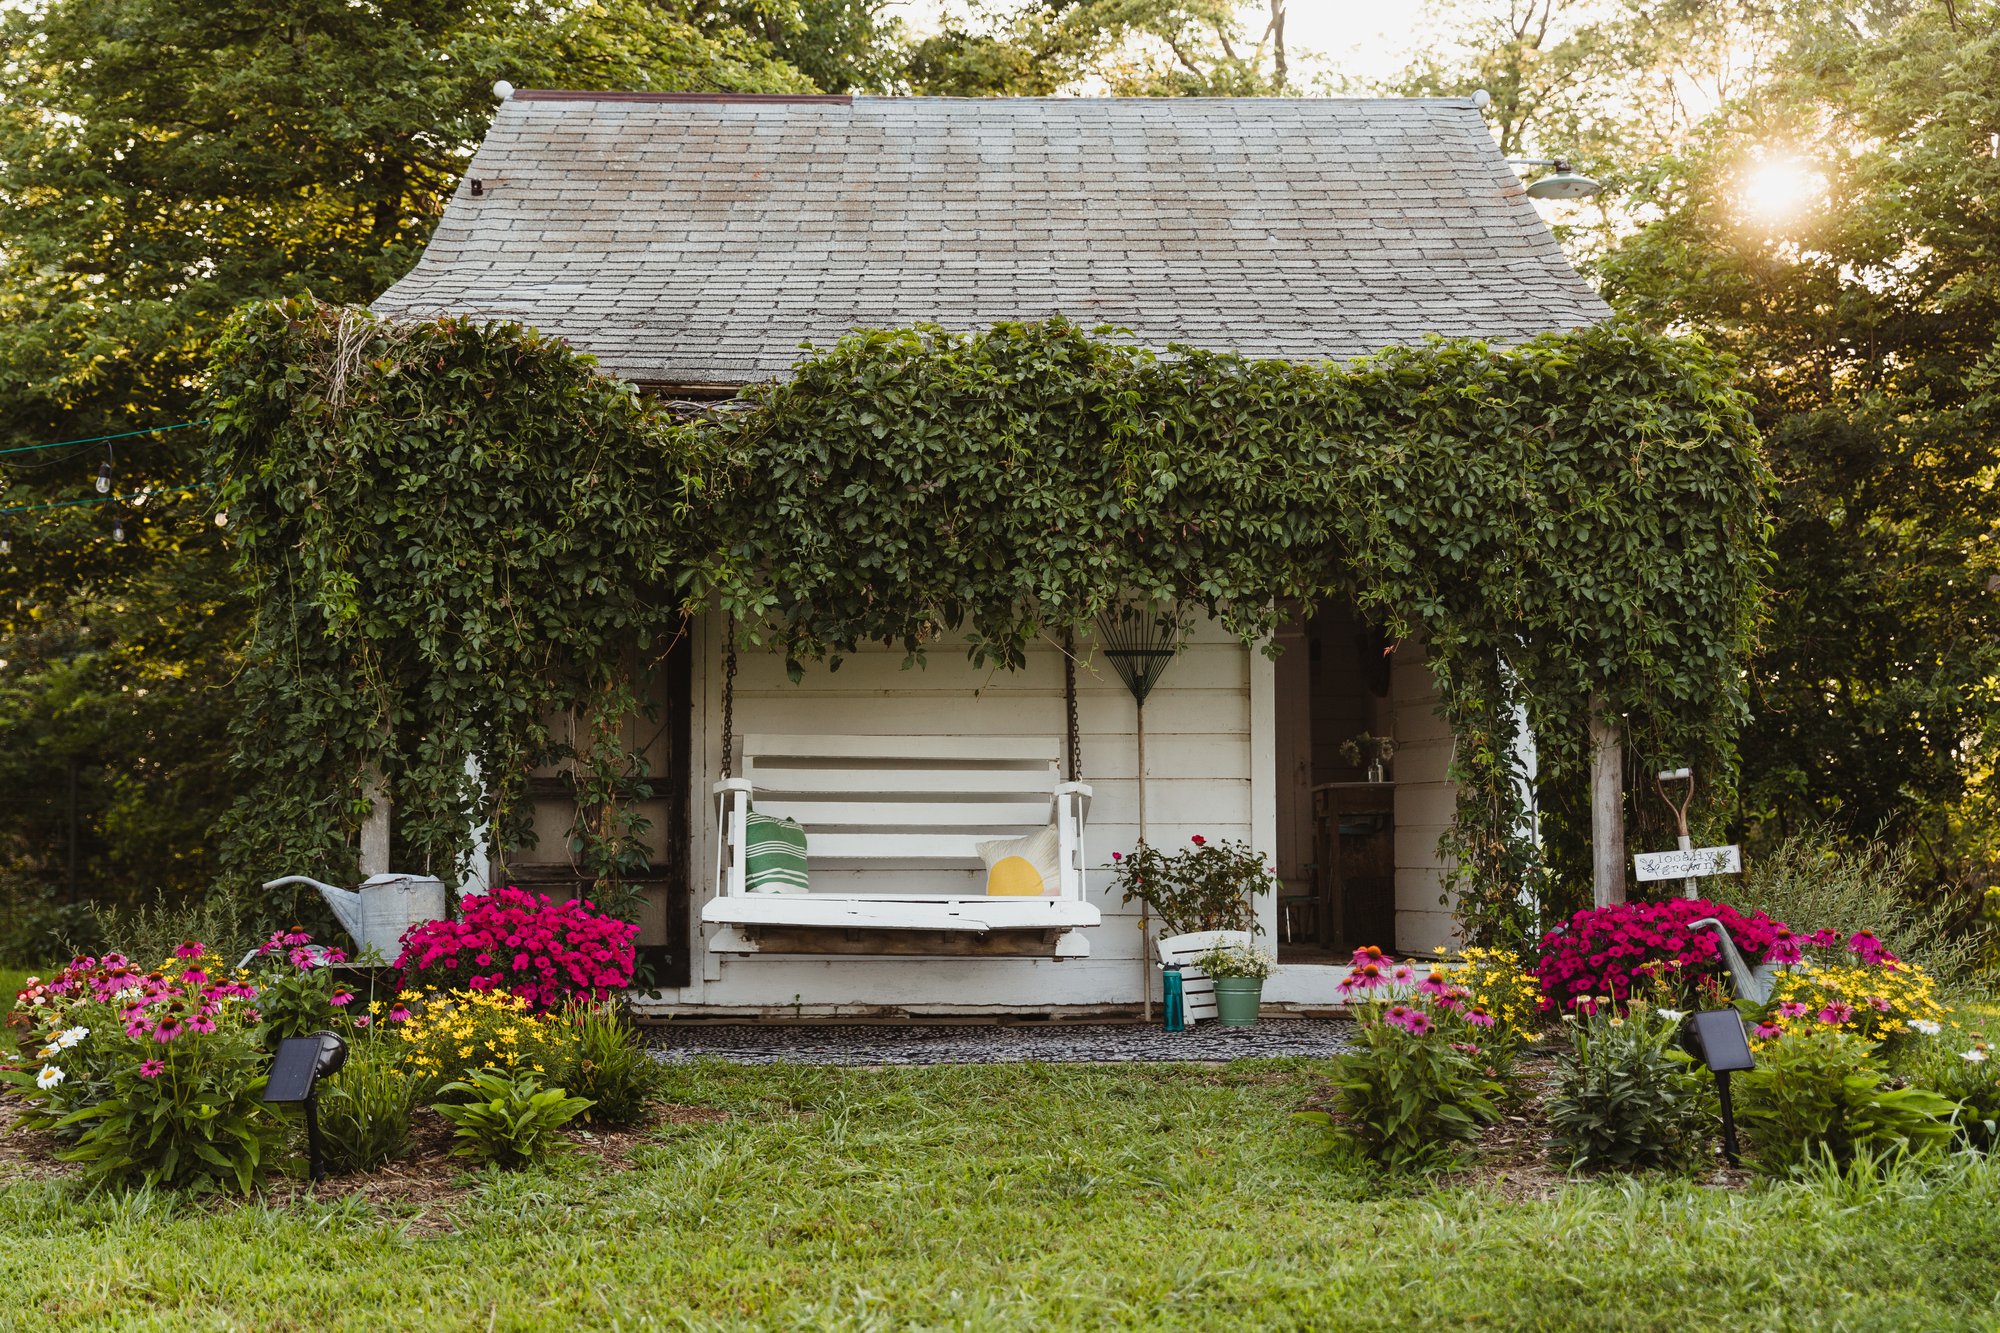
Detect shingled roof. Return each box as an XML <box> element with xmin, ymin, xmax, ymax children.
<box><xmin>373</xmin><ymin>93</ymin><xmax>1610</xmax><ymax>387</ymax></box>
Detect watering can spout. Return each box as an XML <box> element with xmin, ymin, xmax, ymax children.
<box><xmin>263</xmin><ymin>874</ymin><xmax>365</xmax><ymax>939</ymax></box>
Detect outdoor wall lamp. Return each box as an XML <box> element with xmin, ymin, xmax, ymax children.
<box><xmin>1683</xmin><ymin>1009</ymin><xmax>1756</xmax><ymax>1166</ymax></box>
<box><xmin>263</xmin><ymin>1029</ymin><xmax>348</xmax><ymax>1182</ymax></box>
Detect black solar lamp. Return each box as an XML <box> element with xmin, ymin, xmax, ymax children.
<box><xmin>263</xmin><ymin>1029</ymin><xmax>348</xmax><ymax>1181</ymax></box>
<box><xmin>1683</xmin><ymin>1009</ymin><xmax>1756</xmax><ymax>1166</ymax></box>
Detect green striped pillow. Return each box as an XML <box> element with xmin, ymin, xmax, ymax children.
<box><xmin>744</xmin><ymin>811</ymin><xmax>809</xmax><ymax>894</ymax></box>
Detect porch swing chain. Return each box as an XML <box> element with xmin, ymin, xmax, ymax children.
<box><xmin>720</xmin><ymin>616</ymin><xmax>738</xmax><ymax>780</ymax></box>
<box><xmin>1064</xmin><ymin>625</ymin><xmax>1080</xmax><ymax>782</ymax></box>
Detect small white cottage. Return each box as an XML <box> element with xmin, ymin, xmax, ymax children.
<box><xmin>373</xmin><ymin>92</ymin><xmax>1609</xmax><ymax>1018</ymax></box>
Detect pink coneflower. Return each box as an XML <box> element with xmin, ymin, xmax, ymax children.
<box><xmin>1778</xmin><ymin>1001</ymin><xmax>1810</xmax><ymax>1019</ymax></box>
<box><xmin>1401</xmin><ymin>1010</ymin><xmax>1433</xmax><ymax>1036</ymax></box>
<box><xmin>172</xmin><ymin>941</ymin><xmax>204</xmax><ymax>960</ymax></box>
<box><xmin>329</xmin><ymin>989</ymin><xmax>354</xmax><ymax>1008</ymax></box>
<box><xmin>386</xmin><ymin>1006</ymin><xmax>411</xmax><ymax>1024</ymax></box>
<box><xmin>1754</xmin><ymin>1022</ymin><xmax>1783</xmax><ymax>1040</ymax></box>
<box><xmin>1451</xmin><ymin>1042</ymin><xmax>1483</xmax><ymax>1055</ymax></box>
<box><xmin>1390</xmin><ymin>964</ymin><xmax>1414</xmax><ymax>985</ymax></box>
<box><xmin>1464</xmin><ymin>1006</ymin><xmax>1497</xmax><ymax>1030</ymax></box>
<box><xmin>1418</xmin><ymin>970</ymin><xmax>1452</xmax><ymax>996</ymax></box>
<box><xmin>137</xmin><ymin>1059</ymin><xmax>165</xmax><ymax>1079</ymax></box>
<box><xmin>1808</xmin><ymin>929</ymin><xmax>1838</xmax><ymax>949</ymax></box>
<box><xmin>352</xmin><ymin>1015</ymin><xmax>372</xmax><ymax>1030</ymax></box>
<box><xmin>150</xmin><ymin>1015</ymin><xmax>186</xmax><ymax>1043</ymax></box>
<box><xmin>186</xmin><ymin>1014</ymin><xmax>217</xmax><ymax>1036</ymax></box>
<box><xmin>180</xmin><ymin>968</ymin><xmax>208</xmax><ymax>986</ymax></box>
<box><xmin>1818</xmin><ymin>1002</ymin><xmax>1854</xmax><ymax>1026</ymax></box>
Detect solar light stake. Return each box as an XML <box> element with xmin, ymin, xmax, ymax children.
<box><xmin>1714</xmin><ymin>1068</ymin><xmax>1740</xmax><ymax>1167</ymax></box>
<box><xmin>1684</xmin><ymin>1009</ymin><xmax>1756</xmax><ymax>1168</ymax></box>
<box><xmin>263</xmin><ymin>1030</ymin><xmax>348</xmax><ymax>1183</ymax></box>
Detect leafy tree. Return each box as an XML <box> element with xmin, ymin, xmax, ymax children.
<box><xmin>0</xmin><ymin>0</ymin><xmax>810</xmax><ymax>913</ymax></box>
<box><xmin>703</xmin><ymin>0</ymin><xmax>910</xmax><ymax>91</ymax></box>
<box><xmin>903</xmin><ymin>0</ymin><xmax>1293</xmax><ymax>97</ymax></box>
<box><xmin>1596</xmin><ymin>2</ymin><xmax>2000</xmax><ymax>885</ymax></box>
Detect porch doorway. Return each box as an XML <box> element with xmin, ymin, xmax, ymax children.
<box><xmin>496</xmin><ymin>638</ymin><xmax>693</xmax><ymax>989</ymax></box>
<box><xmin>1273</xmin><ymin>602</ymin><xmax>1396</xmax><ymax>963</ymax></box>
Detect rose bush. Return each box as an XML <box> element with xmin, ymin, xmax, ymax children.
<box><xmin>391</xmin><ymin>886</ymin><xmax>636</xmax><ymax>1013</ymax></box>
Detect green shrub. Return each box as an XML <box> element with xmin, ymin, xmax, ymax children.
<box><xmin>1732</xmin><ymin>829</ymin><xmax>1978</xmax><ymax>989</ymax></box>
<box><xmin>1546</xmin><ymin>1002</ymin><xmax>1715</xmax><ymax>1172</ymax></box>
<box><xmin>1905</xmin><ymin>1033</ymin><xmax>2000</xmax><ymax>1152</ymax></box>
<box><xmin>554</xmin><ymin>1001</ymin><xmax>658</xmax><ymax>1127</ymax></box>
<box><xmin>432</xmin><ymin>1069</ymin><xmax>592</xmax><ymax>1168</ymax></box>
<box><xmin>316</xmin><ymin>1040</ymin><xmax>416</xmax><ymax>1173</ymax></box>
<box><xmin>1309</xmin><ymin>1015</ymin><xmax>1503</xmax><ymax>1172</ymax></box>
<box><xmin>1737</xmin><ymin>1028</ymin><xmax>1957</xmax><ymax>1176</ymax></box>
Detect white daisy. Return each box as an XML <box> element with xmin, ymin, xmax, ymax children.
<box><xmin>1910</xmin><ymin>1019</ymin><xmax>1942</xmax><ymax>1036</ymax></box>
<box><xmin>1657</xmin><ymin>1009</ymin><xmax>1686</xmax><ymax>1022</ymax></box>
<box><xmin>55</xmin><ymin>1025</ymin><xmax>89</xmax><ymax>1050</ymax></box>
<box><xmin>1963</xmin><ymin>1047</ymin><xmax>1989</xmax><ymax>1064</ymax></box>
<box><xmin>35</xmin><ymin>1064</ymin><xmax>65</xmax><ymax>1090</ymax></box>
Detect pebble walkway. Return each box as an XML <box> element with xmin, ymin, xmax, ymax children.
<box><xmin>647</xmin><ymin>1018</ymin><xmax>1354</xmax><ymax>1066</ymax></box>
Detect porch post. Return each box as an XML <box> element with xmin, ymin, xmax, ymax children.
<box><xmin>359</xmin><ymin>769</ymin><xmax>390</xmax><ymax>877</ymax></box>
<box><xmin>1588</xmin><ymin>695</ymin><xmax>1624</xmax><ymax>907</ymax></box>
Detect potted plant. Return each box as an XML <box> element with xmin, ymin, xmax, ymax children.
<box><xmin>1109</xmin><ymin>835</ymin><xmax>1276</xmax><ymax>937</ymax></box>
<box><xmin>1196</xmin><ymin>940</ymin><xmax>1277</xmax><ymax>1026</ymax></box>
<box><xmin>1111</xmin><ymin>835</ymin><xmax>1278</xmax><ymax>1023</ymax></box>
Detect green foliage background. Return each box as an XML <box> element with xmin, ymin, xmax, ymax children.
<box><xmin>206</xmin><ymin>303</ymin><xmax>1767</xmax><ymax>941</ymax></box>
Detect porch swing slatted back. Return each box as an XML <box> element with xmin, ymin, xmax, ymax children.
<box><xmin>749</xmin><ymin>735</ymin><xmax>1060</xmax><ymax>868</ymax></box>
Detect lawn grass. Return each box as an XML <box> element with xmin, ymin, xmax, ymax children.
<box><xmin>2</xmin><ymin>1059</ymin><xmax>1998</xmax><ymax>1330</ymax></box>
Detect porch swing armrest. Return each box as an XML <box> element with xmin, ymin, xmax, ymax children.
<box><xmin>1053</xmin><ymin>782</ymin><xmax>1092</xmax><ymax>900</ymax></box>
<box><xmin>714</xmin><ymin>777</ymin><xmax>754</xmax><ymax>898</ymax></box>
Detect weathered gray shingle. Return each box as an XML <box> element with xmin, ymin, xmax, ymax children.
<box><xmin>374</xmin><ymin>94</ymin><xmax>1610</xmax><ymax>386</ymax></box>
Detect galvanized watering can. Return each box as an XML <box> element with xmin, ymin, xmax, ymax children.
<box><xmin>263</xmin><ymin>873</ymin><xmax>448</xmax><ymax>960</ymax></box>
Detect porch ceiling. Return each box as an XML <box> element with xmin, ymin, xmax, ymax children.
<box><xmin>373</xmin><ymin>93</ymin><xmax>1610</xmax><ymax>387</ymax></box>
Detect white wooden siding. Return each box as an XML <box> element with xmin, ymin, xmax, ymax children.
<box><xmin>1391</xmin><ymin>638</ymin><xmax>1459</xmax><ymax>953</ymax></box>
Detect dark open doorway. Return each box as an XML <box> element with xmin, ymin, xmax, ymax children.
<box><xmin>1273</xmin><ymin>601</ymin><xmax>1397</xmax><ymax>963</ymax></box>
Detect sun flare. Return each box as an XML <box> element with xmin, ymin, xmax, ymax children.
<box><xmin>1739</xmin><ymin>157</ymin><xmax>1825</xmax><ymax>225</ymax></box>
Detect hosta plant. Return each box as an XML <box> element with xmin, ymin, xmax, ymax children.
<box><xmin>433</xmin><ymin>1069</ymin><xmax>592</xmax><ymax>1168</ymax></box>
<box><xmin>1546</xmin><ymin>1000</ymin><xmax>1714</xmax><ymax>1173</ymax></box>
<box><xmin>1737</xmin><ymin>1028</ymin><xmax>1956</xmax><ymax>1176</ymax></box>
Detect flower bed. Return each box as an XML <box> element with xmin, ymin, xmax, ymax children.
<box><xmin>4</xmin><ymin>931</ymin><xmax>659</xmax><ymax>1193</ymax></box>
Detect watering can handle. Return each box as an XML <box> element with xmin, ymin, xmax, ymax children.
<box><xmin>262</xmin><ymin>875</ymin><xmax>347</xmax><ymax>896</ymax></box>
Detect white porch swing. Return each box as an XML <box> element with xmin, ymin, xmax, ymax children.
<box><xmin>701</xmin><ymin>629</ymin><xmax>1101</xmax><ymax>958</ymax></box>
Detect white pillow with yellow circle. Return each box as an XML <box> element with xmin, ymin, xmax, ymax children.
<box><xmin>976</xmin><ymin>823</ymin><xmax>1063</xmax><ymax>897</ymax></box>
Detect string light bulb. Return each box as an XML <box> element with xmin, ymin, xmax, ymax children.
<box><xmin>0</xmin><ymin>531</ymin><xmax>10</xmax><ymax>556</ymax></box>
<box><xmin>111</xmin><ymin>512</ymin><xmax>126</xmax><ymax>542</ymax></box>
<box><xmin>96</xmin><ymin>449</ymin><xmax>114</xmax><ymax>494</ymax></box>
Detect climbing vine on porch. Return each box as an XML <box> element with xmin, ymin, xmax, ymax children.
<box><xmin>207</xmin><ymin>299</ymin><xmax>1769</xmax><ymax>942</ymax></box>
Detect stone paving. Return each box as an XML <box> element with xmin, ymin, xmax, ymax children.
<box><xmin>646</xmin><ymin>1018</ymin><xmax>1354</xmax><ymax>1066</ymax></box>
